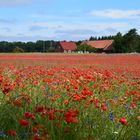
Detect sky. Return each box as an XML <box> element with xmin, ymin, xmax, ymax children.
<box><xmin>0</xmin><ymin>0</ymin><xmax>140</xmax><ymax>42</ymax></box>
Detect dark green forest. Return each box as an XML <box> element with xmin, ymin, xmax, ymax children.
<box><xmin>0</xmin><ymin>28</ymin><xmax>140</xmax><ymax>53</ymax></box>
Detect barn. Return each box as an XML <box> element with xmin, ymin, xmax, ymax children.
<box><xmin>81</xmin><ymin>40</ymin><xmax>114</xmax><ymax>53</ymax></box>
<box><xmin>59</xmin><ymin>41</ymin><xmax>77</xmax><ymax>53</ymax></box>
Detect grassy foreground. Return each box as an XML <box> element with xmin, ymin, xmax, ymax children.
<box><xmin>0</xmin><ymin>54</ymin><xmax>140</xmax><ymax>140</ymax></box>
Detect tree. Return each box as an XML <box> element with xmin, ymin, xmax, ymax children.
<box><xmin>35</xmin><ymin>40</ymin><xmax>44</xmax><ymax>52</ymax></box>
<box><xmin>136</xmin><ymin>36</ymin><xmax>140</xmax><ymax>53</ymax></box>
<box><xmin>89</xmin><ymin>36</ymin><xmax>97</xmax><ymax>41</ymax></box>
<box><xmin>123</xmin><ymin>28</ymin><xmax>139</xmax><ymax>52</ymax></box>
<box><xmin>26</xmin><ymin>42</ymin><xmax>36</xmax><ymax>52</ymax></box>
<box><xmin>113</xmin><ymin>32</ymin><xmax>125</xmax><ymax>53</ymax></box>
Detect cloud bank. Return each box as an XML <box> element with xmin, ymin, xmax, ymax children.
<box><xmin>90</xmin><ymin>9</ymin><xmax>140</xmax><ymax>19</ymax></box>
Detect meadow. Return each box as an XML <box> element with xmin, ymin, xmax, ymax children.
<box><xmin>0</xmin><ymin>53</ymin><xmax>140</xmax><ymax>140</ymax></box>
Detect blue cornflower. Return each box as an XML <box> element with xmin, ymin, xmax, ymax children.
<box><xmin>0</xmin><ymin>131</ymin><xmax>7</xmax><ymax>138</ymax></box>
<box><xmin>20</xmin><ymin>132</ymin><xmax>30</xmax><ymax>139</ymax></box>
<box><xmin>47</xmin><ymin>93</ymin><xmax>53</xmax><ymax>97</ymax></box>
<box><xmin>115</xmin><ymin>124</ymin><xmax>121</xmax><ymax>128</ymax></box>
<box><xmin>114</xmin><ymin>95</ymin><xmax>119</xmax><ymax>99</ymax></box>
<box><xmin>86</xmin><ymin>120</ymin><xmax>92</xmax><ymax>124</ymax></box>
<box><xmin>109</xmin><ymin>112</ymin><xmax>114</xmax><ymax>121</ymax></box>
<box><xmin>133</xmin><ymin>136</ymin><xmax>139</xmax><ymax>140</ymax></box>
<box><xmin>125</xmin><ymin>105</ymin><xmax>130</xmax><ymax>109</ymax></box>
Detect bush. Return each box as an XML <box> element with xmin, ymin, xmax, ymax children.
<box><xmin>13</xmin><ymin>47</ymin><xmax>24</xmax><ymax>53</ymax></box>
<box><xmin>77</xmin><ymin>44</ymin><xmax>96</xmax><ymax>53</ymax></box>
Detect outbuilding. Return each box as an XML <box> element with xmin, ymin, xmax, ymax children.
<box><xmin>59</xmin><ymin>41</ymin><xmax>77</xmax><ymax>53</ymax></box>
<box><xmin>81</xmin><ymin>40</ymin><xmax>114</xmax><ymax>53</ymax></box>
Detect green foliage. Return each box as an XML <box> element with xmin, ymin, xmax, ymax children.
<box><xmin>13</xmin><ymin>47</ymin><xmax>24</xmax><ymax>53</ymax></box>
<box><xmin>113</xmin><ymin>28</ymin><xmax>140</xmax><ymax>53</ymax></box>
<box><xmin>48</xmin><ymin>46</ymin><xmax>56</xmax><ymax>52</ymax></box>
<box><xmin>90</xmin><ymin>35</ymin><xmax>114</xmax><ymax>41</ymax></box>
<box><xmin>0</xmin><ymin>63</ymin><xmax>140</xmax><ymax>140</ymax></box>
<box><xmin>77</xmin><ymin>44</ymin><xmax>96</xmax><ymax>53</ymax></box>
<box><xmin>123</xmin><ymin>29</ymin><xmax>139</xmax><ymax>53</ymax></box>
<box><xmin>136</xmin><ymin>37</ymin><xmax>140</xmax><ymax>53</ymax></box>
<box><xmin>89</xmin><ymin>36</ymin><xmax>98</xmax><ymax>41</ymax></box>
<box><xmin>113</xmin><ymin>32</ymin><xmax>125</xmax><ymax>53</ymax></box>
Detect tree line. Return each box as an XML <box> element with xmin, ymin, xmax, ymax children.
<box><xmin>0</xmin><ymin>28</ymin><xmax>140</xmax><ymax>53</ymax></box>
<box><xmin>88</xmin><ymin>28</ymin><xmax>140</xmax><ymax>53</ymax></box>
<box><xmin>0</xmin><ymin>40</ymin><xmax>60</xmax><ymax>53</ymax></box>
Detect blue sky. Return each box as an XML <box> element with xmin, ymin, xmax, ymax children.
<box><xmin>0</xmin><ymin>0</ymin><xmax>140</xmax><ymax>41</ymax></box>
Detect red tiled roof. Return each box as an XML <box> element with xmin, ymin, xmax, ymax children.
<box><xmin>60</xmin><ymin>41</ymin><xmax>77</xmax><ymax>51</ymax></box>
<box><xmin>82</xmin><ymin>40</ymin><xmax>114</xmax><ymax>51</ymax></box>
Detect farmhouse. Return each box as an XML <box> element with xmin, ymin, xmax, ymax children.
<box><xmin>59</xmin><ymin>41</ymin><xmax>77</xmax><ymax>53</ymax></box>
<box><xmin>82</xmin><ymin>40</ymin><xmax>114</xmax><ymax>53</ymax></box>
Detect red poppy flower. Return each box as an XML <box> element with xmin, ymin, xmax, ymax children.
<box><xmin>20</xmin><ymin>119</ymin><xmax>29</xmax><ymax>127</ymax></box>
<box><xmin>64</xmin><ymin>100</ymin><xmax>69</xmax><ymax>105</ymax></box>
<box><xmin>32</xmin><ymin>127</ymin><xmax>38</xmax><ymax>133</ymax></box>
<box><xmin>132</xmin><ymin>103</ymin><xmax>137</xmax><ymax>109</ymax></box>
<box><xmin>24</xmin><ymin>112</ymin><xmax>35</xmax><ymax>120</ymax></box>
<box><xmin>119</xmin><ymin>117</ymin><xmax>128</xmax><ymax>125</ymax></box>
<box><xmin>8</xmin><ymin>130</ymin><xmax>17</xmax><ymax>137</ymax></box>
<box><xmin>48</xmin><ymin>110</ymin><xmax>56</xmax><ymax>120</ymax></box>
<box><xmin>137</xmin><ymin>116</ymin><xmax>140</xmax><ymax>120</ymax></box>
<box><xmin>35</xmin><ymin>106</ymin><xmax>44</xmax><ymax>112</ymax></box>
<box><xmin>65</xmin><ymin>108</ymin><xmax>79</xmax><ymax>124</ymax></box>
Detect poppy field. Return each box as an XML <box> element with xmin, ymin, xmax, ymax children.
<box><xmin>0</xmin><ymin>53</ymin><xmax>140</xmax><ymax>140</ymax></box>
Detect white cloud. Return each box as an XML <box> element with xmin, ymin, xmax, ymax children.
<box><xmin>0</xmin><ymin>20</ymin><xmax>133</xmax><ymax>41</ymax></box>
<box><xmin>0</xmin><ymin>34</ymin><xmax>50</xmax><ymax>42</ymax></box>
<box><xmin>32</xmin><ymin>21</ymin><xmax>128</xmax><ymax>30</ymax></box>
<box><xmin>28</xmin><ymin>21</ymin><xmax>128</xmax><ymax>40</ymax></box>
<box><xmin>55</xmin><ymin>29</ymin><xmax>98</xmax><ymax>35</ymax></box>
<box><xmin>90</xmin><ymin>9</ymin><xmax>140</xmax><ymax>19</ymax></box>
